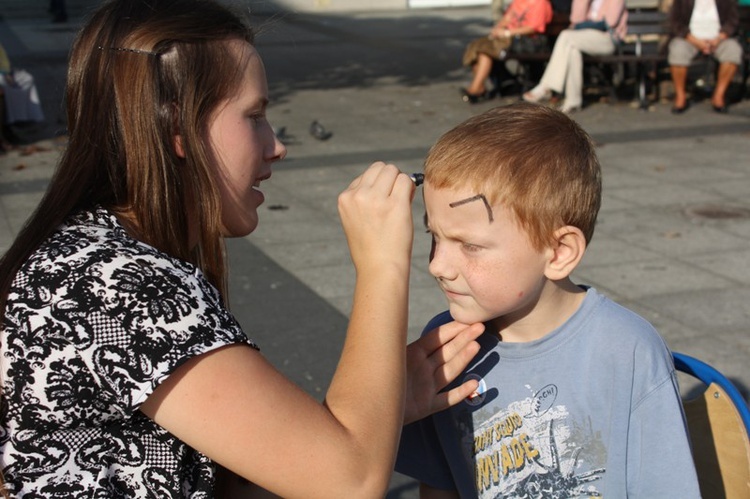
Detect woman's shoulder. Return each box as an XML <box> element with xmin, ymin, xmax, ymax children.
<box><xmin>19</xmin><ymin>207</ymin><xmax>216</xmax><ymax>306</ymax></box>
<box><xmin>37</xmin><ymin>207</ymin><xmax>197</xmax><ymax>276</ymax></box>
<box><xmin>11</xmin><ymin>207</ymin><xmax>238</xmax><ymax>341</ymax></box>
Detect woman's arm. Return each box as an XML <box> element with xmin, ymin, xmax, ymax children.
<box><xmin>569</xmin><ymin>0</ymin><xmax>590</xmax><ymax>25</ymax></box>
<box><xmin>601</xmin><ymin>0</ymin><xmax>627</xmax><ymax>32</ymax></box>
<box><xmin>494</xmin><ymin>0</ymin><xmax>552</xmax><ymax>36</ymax></box>
<box><xmin>717</xmin><ymin>0</ymin><xmax>739</xmax><ymax>37</ymax></box>
<box><xmin>669</xmin><ymin>0</ymin><xmax>692</xmax><ymax>38</ymax></box>
<box><xmin>491</xmin><ymin>25</ymin><xmax>538</xmax><ymax>38</ymax></box>
<box><xmin>141</xmin><ymin>163</ymin><xmax>416</xmax><ymax>498</ymax></box>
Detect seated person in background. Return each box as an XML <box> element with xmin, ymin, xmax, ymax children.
<box><xmin>667</xmin><ymin>0</ymin><xmax>743</xmax><ymax>114</ymax></box>
<box><xmin>0</xmin><ymin>43</ymin><xmax>12</xmax><ymax>152</ymax></box>
<box><xmin>395</xmin><ymin>103</ymin><xmax>701</xmax><ymax>498</ymax></box>
<box><xmin>522</xmin><ymin>0</ymin><xmax>627</xmax><ymax>113</ymax></box>
<box><xmin>0</xmin><ymin>43</ymin><xmax>45</xmax><ymax>153</ymax></box>
<box><xmin>461</xmin><ymin>0</ymin><xmax>552</xmax><ymax>103</ymax></box>
<box><xmin>491</xmin><ymin>0</ymin><xmax>508</xmax><ymax>21</ymax></box>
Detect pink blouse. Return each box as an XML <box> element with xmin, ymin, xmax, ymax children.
<box><xmin>504</xmin><ymin>0</ymin><xmax>554</xmax><ymax>33</ymax></box>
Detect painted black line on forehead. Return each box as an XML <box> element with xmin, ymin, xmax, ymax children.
<box><xmin>448</xmin><ymin>194</ymin><xmax>494</xmax><ymax>223</ymax></box>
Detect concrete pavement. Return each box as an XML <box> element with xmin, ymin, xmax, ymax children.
<box><xmin>1</xmin><ymin>5</ymin><xmax>749</xmax><ymax>497</ymax></box>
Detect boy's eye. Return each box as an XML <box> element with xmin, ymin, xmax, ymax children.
<box><xmin>462</xmin><ymin>242</ymin><xmax>482</xmax><ymax>252</ymax></box>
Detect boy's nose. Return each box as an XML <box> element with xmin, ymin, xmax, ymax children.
<box><xmin>428</xmin><ymin>244</ymin><xmax>453</xmax><ymax>281</ymax></box>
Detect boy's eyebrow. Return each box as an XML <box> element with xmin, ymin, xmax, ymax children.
<box><xmin>449</xmin><ymin>194</ymin><xmax>494</xmax><ymax>223</ymax></box>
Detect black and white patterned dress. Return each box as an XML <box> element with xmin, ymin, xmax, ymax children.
<box><xmin>0</xmin><ymin>207</ymin><xmax>257</xmax><ymax>497</ymax></box>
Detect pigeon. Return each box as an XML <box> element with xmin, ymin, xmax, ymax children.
<box><xmin>273</xmin><ymin>126</ymin><xmax>288</xmax><ymax>143</ymax></box>
<box><xmin>309</xmin><ymin>120</ymin><xmax>333</xmax><ymax>141</ymax></box>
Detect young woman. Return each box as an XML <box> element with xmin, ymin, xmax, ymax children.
<box><xmin>0</xmin><ymin>1</ymin><xmax>482</xmax><ymax>496</ymax></box>
<box><xmin>666</xmin><ymin>0</ymin><xmax>743</xmax><ymax>113</ymax></box>
<box><xmin>461</xmin><ymin>0</ymin><xmax>553</xmax><ymax>102</ymax></box>
<box><xmin>523</xmin><ymin>0</ymin><xmax>628</xmax><ymax>113</ymax></box>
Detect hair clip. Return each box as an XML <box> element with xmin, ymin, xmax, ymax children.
<box><xmin>97</xmin><ymin>46</ymin><xmax>159</xmax><ymax>56</ymax></box>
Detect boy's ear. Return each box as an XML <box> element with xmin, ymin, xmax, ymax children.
<box><xmin>544</xmin><ymin>225</ymin><xmax>587</xmax><ymax>280</ymax></box>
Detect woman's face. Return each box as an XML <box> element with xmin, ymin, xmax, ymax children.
<box><xmin>207</xmin><ymin>40</ymin><xmax>286</xmax><ymax>238</ymax></box>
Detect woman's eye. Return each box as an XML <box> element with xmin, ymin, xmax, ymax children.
<box><xmin>248</xmin><ymin>113</ymin><xmax>266</xmax><ymax>125</ymax></box>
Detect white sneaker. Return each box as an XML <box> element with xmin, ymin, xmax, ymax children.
<box><xmin>522</xmin><ymin>85</ymin><xmax>551</xmax><ymax>103</ymax></box>
<box><xmin>559</xmin><ymin>102</ymin><xmax>582</xmax><ymax>114</ymax></box>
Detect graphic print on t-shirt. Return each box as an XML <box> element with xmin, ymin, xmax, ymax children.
<box><xmin>460</xmin><ymin>383</ymin><xmax>606</xmax><ymax>498</ymax></box>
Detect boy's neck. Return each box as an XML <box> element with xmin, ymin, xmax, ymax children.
<box><xmin>487</xmin><ymin>279</ymin><xmax>586</xmax><ymax>343</ymax></box>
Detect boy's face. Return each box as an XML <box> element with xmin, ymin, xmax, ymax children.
<box><xmin>424</xmin><ymin>182</ymin><xmax>551</xmax><ymax>336</ymax></box>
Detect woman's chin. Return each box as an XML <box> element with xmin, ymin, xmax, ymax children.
<box><xmin>221</xmin><ymin>215</ymin><xmax>259</xmax><ymax>238</ymax></box>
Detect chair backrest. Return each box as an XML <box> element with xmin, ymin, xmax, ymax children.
<box><xmin>673</xmin><ymin>352</ymin><xmax>750</xmax><ymax>499</ymax></box>
<box><xmin>620</xmin><ymin>8</ymin><xmax>670</xmax><ymax>56</ymax></box>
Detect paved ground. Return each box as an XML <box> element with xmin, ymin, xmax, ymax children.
<box><xmin>1</xmin><ymin>4</ymin><xmax>749</xmax><ymax>497</ymax></box>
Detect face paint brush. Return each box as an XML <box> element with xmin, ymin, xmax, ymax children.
<box><xmin>409</xmin><ymin>173</ymin><xmax>424</xmax><ymax>186</ymax></box>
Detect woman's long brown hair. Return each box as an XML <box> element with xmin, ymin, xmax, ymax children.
<box><xmin>0</xmin><ymin>0</ymin><xmax>256</xmax><ymax>316</ymax></box>
<box><xmin>0</xmin><ymin>2</ymin><xmax>258</xmax><ymax>490</ymax></box>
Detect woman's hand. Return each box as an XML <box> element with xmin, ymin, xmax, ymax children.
<box><xmin>708</xmin><ymin>32</ymin><xmax>726</xmax><ymax>52</ymax></box>
<box><xmin>404</xmin><ymin>321</ymin><xmax>484</xmax><ymax>425</ymax></box>
<box><xmin>338</xmin><ymin>162</ymin><xmax>415</xmax><ymax>275</ymax></box>
<box><xmin>687</xmin><ymin>34</ymin><xmax>713</xmax><ymax>54</ymax></box>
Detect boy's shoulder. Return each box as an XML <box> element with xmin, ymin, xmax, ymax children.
<box><xmin>424</xmin><ymin>288</ymin><xmax>665</xmax><ymax>350</ymax></box>
<box><xmin>425</xmin><ymin>289</ymin><xmax>674</xmax><ymax>380</ymax></box>
<box><xmin>585</xmin><ymin>289</ymin><xmax>667</xmax><ymax>348</ymax></box>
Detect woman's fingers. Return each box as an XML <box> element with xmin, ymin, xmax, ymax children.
<box><xmin>338</xmin><ymin>162</ymin><xmax>416</xmax><ymax>273</ymax></box>
<box><xmin>404</xmin><ymin>321</ymin><xmax>484</xmax><ymax>424</ymax></box>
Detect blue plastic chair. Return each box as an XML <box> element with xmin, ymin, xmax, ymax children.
<box><xmin>673</xmin><ymin>352</ymin><xmax>750</xmax><ymax>498</ymax></box>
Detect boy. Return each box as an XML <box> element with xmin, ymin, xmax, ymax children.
<box><xmin>396</xmin><ymin>103</ymin><xmax>700</xmax><ymax>498</ymax></box>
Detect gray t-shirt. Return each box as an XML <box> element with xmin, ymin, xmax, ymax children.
<box><xmin>396</xmin><ymin>287</ymin><xmax>701</xmax><ymax>498</ymax></box>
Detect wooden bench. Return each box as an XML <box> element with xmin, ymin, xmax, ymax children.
<box><xmin>596</xmin><ymin>9</ymin><xmax>670</xmax><ymax>108</ymax></box>
<box><xmin>499</xmin><ymin>9</ymin><xmax>670</xmax><ymax>108</ymax></box>
<box><xmin>502</xmin><ymin>5</ymin><xmax>750</xmax><ymax>106</ymax></box>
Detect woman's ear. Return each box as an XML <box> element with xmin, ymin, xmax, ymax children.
<box><xmin>544</xmin><ymin>226</ymin><xmax>587</xmax><ymax>281</ymax></box>
<box><xmin>170</xmin><ymin>101</ymin><xmax>186</xmax><ymax>158</ymax></box>
<box><xmin>174</xmin><ymin>134</ymin><xmax>186</xmax><ymax>158</ymax></box>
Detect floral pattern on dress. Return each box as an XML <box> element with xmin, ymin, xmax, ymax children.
<box><xmin>1</xmin><ymin>207</ymin><xmax>257</xmax><ymax>497</ymax></box>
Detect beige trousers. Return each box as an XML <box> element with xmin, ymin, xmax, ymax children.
<box><xmin>539</xmin><ymin>28</ymin><xmax>616</xmax><ymax>107</ymax></box>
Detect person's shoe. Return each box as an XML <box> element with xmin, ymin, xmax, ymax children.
<box><xmin>460</xmin><ymin>88</ymin><xmax>492</xmax><ymax>104</ymax></box>
<box><xmin>671</xmin><ymin>101</ymin><xmax>690</xmax><ymax>114</ymax></box>
<box><xmin>559</xmin><ymin>102</ymin><xmax>581</xmax><ymax>114</ymax></box>
<box><xmin>522</xmin><ymin>85</ymin><xmax>551</xmax><ymax>103</ymax></box>
<box><xmin>712</xmin><ymin>104</ymin><xmax>729</xmax><ymax>114</ymax></box>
